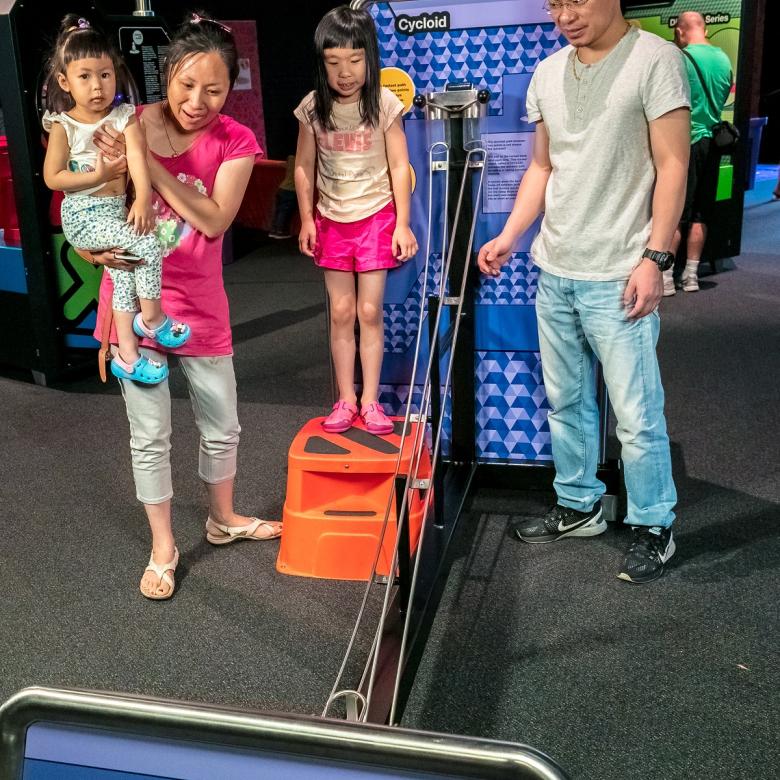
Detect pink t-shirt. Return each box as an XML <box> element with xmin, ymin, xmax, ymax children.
<box><xmin>94</xmin><ymin>108</ymin><xmax>262</xmax><ymax>356</ymax></box>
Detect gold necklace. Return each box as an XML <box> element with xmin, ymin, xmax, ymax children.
<box><xmin>161</xmin><ymin>101</ymin><xmax>180</xmax><ymax>158</ymax></box>
<box><xmin>571</xmin><ymin>22</ymin><xmax>632</xmax><ymax>81</ymax></box>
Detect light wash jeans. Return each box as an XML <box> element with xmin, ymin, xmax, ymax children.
<box><xmin>115</xmin><ymin>347</ymin><xmax>241</xmax><ymax>504</ymax></box>
<box><xmin>535</xmin><ymin>270</ymin><xmax>676</xmax><ymax>528</ymax></box>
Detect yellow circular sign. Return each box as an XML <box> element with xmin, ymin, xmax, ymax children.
<box><xmin>380</xmin><ymin>67</ymin><xmax>415</xmax><ymax>113</ymax></box>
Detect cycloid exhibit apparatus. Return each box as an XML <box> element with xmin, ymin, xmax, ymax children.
<box><xmin>321</xmin><ymin>80</ymin><xmax>489</xmax><ymax>726</ymax></box>
<box><xmin>323</xmin><ymin>0</ymin><xmax>760</xmax><ymax>730</ymax></box>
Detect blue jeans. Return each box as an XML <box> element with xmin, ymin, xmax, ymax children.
<box><xmin>535</xmin><ymin>269</ymin><xmax>676</xmax><ymax>528</ymax></box>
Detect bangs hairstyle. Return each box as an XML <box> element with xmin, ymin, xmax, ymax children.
<box><xmin>313</xmin><ymin>6</ymin><xmax>380</xmax><ymax>130</ymax></box>
<box><xmin>165</xmin><ymin>12</ymin><xmax>239</xmax><ymax>91</ymax></box>
<box><xmin>43</xmin><ymin>14</ymin><xmax>124</xmax><ymax>113</ymax></box>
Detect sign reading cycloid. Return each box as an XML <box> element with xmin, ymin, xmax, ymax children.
<box><xmin>395</xmin><ymin>11</ymin><xmax>450</xmax><ymax>35</ymax></box>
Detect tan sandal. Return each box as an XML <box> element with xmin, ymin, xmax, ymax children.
<box><xmin>205</xmin><ymin>517</ymin><xmax>282</xmax><ymax>545</ymax></box>
<box><xmin>139</xmin><ymin>547</ymin><xmax>179</xmax><ymax>600</ymax></box>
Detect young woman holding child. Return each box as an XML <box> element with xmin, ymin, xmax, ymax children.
<box><xmin>70</xmin><ymin>12</ymin><xmax>282</xmax><ymax>600</ymax></box>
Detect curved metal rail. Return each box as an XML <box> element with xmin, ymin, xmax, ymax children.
<box><xmin>324</xmin><ymin>139</ymin><xmax>488</xmax><ymax>726</ymax></box>
<box><xmin>323</xmin><ymin>140</ymin><xmax>450</xmax><ymax>720</ymax></box>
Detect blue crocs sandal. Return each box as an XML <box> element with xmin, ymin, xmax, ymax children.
<box><xmin>110</xmin><ymin>354</ymin><xmax>169</xmax><ymax>385</ymax></box>
<box><xmin>133</xmin><ymin>313</ymin><xmax>191</xmax><ymax>349</ymax></box>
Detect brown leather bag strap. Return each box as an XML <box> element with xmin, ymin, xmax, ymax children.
<box><xmin>97</xmin><ymin>305</ymin><xmax>113</xmax><ymax>383</ymax></box>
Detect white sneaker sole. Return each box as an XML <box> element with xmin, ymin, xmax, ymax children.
<box><xmin>519</xmin><ymin>508</ymin><xmax>607</xmax><ymax>543</ymax></box>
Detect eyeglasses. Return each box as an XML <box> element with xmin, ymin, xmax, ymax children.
<box><xmin>543</xmin><ymin>0</ymin><xmax>592</xmax><ymax>15</ymax></box>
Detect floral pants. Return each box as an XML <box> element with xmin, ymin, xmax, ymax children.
<box><xmin>61</xmin><ymin>194</ymin><xmax>164</xmax><ymax>312</ymax></box>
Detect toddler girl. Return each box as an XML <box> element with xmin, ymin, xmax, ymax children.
<box><xmin>43</xmin><ymin>14</ymin><xmax>190</xmax><ymax>384</ymax></box>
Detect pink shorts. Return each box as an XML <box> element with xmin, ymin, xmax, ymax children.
<box><xmin>314</xmin><ymin>201</ymin><xmax>400</xmax><ymax>272</ymax></box>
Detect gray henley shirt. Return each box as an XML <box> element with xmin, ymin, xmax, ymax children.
<box><xmin>525</xmin><ymin>26</ymin><xmax>691</xmax><ymax>281</ymax></box>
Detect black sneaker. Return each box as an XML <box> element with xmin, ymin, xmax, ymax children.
<box><xmin>514</xmin><ymin>502</ymin><xmax>606</xmax><ymax>544</ymax></box>
<box><xmin>617</xmin><ymin>526</ymin><xmax>676</xmax><ymax>584</ymax></box>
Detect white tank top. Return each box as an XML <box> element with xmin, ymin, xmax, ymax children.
<box><xmin>42</xmin><ymin>103</ymin><xmax>135</xmax><ymax>197</ymax></box>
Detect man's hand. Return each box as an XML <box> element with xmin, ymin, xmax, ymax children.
<box><xmin>624</xmin><ymin>258</ymin><xmax>663</xmax><ymax>319</ymax></box>
<box><xmin>298</xmin><ymin>217</ymin><xmax>317</xmax><ymax>257</ymax></box>
<box><xmin>477</xmin><ymin>233</ymin><xmax>515</xmax><ymax>277</ymax></box>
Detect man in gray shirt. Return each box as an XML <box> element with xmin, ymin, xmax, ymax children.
<box><xmin>478</xmin><ymin>0</ymin><xmax>690</xmax><ymax>583</ymax></box>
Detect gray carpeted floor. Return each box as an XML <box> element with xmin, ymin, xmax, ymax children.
<box><xmin>0</xmin><ymin>243</ymin><xmax>378</xmax><ymax>716</ymax></box>
<box><xmin>402</xmin><ymin>201</ymin><xmax>780</xmax><ymax>779</ymax></box>
<box><xmin>0</xmin><ymin>200</ymin><xmax>778</xmax><ymax>778</ymax></box>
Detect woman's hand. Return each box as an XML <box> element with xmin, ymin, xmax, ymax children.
<box><xmin>93</xmin><ymin>124</ymin><xmax>128</xmax><ymax>177</ymax></box>
<box><xmin>73</xmin><ymin>246</ymin><xmax>145</xmax><ymax>271</ymax></box>
<box><xmin>392</xmin><ymin>224</ymin><xmax>418</xmax><ymax>262</ymax></box>
<box><xmin>298</xmin><ymin>217</ymin><xmax>317</xmax><ymax>257</ymax></box>
<box><xmin>94</xmin><ymin>150</ymin><xmax>128</xmax><ymax>184</ymax></box>
<box><xmin>127</xmin><ymin>198</ymin><xmax>155</xmax><ymax>235</ymax></box>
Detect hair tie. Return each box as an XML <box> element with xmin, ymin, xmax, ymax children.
<box><xmin>77</xmin><ymin>17</ymin><xmax>91</xmax><ymax>29</ymax></box>
<box><xmin>189</xmin><ymin>13</ymin><xmax>232</xmax><ymax>33</ymax></box>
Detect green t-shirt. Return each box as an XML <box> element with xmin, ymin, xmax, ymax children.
<box><xmin>683</xmin><ymin>43</ymin><xmax>732</xmax><ymax>144</ymax></box>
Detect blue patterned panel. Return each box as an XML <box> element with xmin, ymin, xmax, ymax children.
<box><xmin>380</xmin><ymin>382</ymin><xmax>452</xmax><ymax>457</ymax></box>
<box><xmin>384</xmin><ymin>253</ymin><xmax>444</xmax><ymax>354</ymax></box>
<box><xmin>476</xmin><ymin>253</ymin><xmax>538</xmax><ymax>305</ymax></box>
<box><xmin>372</xmin><ymin>5</ymin><xmax>564</xmax><ymax>120</ymax></box>
<box><xmin>475</xmin><ymin>351</ymin><xmax>552</xmax><ymax>461</ymax></box>
<box><xmin>373</xmin><ymin>3</ymin><xmax>562</xmax><ymax>465</ymax></box>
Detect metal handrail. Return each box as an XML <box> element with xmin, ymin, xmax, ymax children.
<box><xmin>1</xmin><ymin>686</ymin><xmax>569</xmax><ymax>780</ymax></box>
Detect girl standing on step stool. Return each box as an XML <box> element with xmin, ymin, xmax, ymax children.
<box><xmin>43</xmin><ymin>15</ymin><xmax>190</xmax><ymax>385</ymax></box>
<box><xmin>295</xmin><ymin>5</ymin><xmax>418</xmax><ymax>436</ymax></box>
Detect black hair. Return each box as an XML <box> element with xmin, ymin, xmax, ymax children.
<box><xmin>165</xmin><ymin>11</ymin><xmax>240</xmax><ymax>91</ymax></box>
<box><xmin>43</xmin><ymin>14</ymin><xmax>122</xmax><ymax>113</ymax></box>
<box><xmin>312</xmin><ymin>6</ymin><xmax>381</xmax><ymax>130</ymax></box>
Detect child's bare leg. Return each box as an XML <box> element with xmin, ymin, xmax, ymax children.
<box><xmin>356</xmin><ymin>270</ymin><xmax>388</xmax><ymax>405</ymax></box>
<box><xmin>138</xmin><ymin>298</ymin><xmax>165</xmax><ymax>330</ymax></box>
<box><xmin>113</xmin><ymin>309</ymin><xmax>140</xmax><ymax>364</ymax></box>
<box><xmin>324</xmin><ymin>270</ymin><xmax>358</xmax><ymax>404</ymax></box>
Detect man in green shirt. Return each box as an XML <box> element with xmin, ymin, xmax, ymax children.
<box><xmin>667</xmin><ymin>11</ymin><xmax>732</xmax><ymax>294</ymax></box>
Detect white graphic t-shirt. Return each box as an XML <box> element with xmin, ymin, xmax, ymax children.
<box><xmin>294</xmin><ymin>87</ymin><xmax>404</xmax><ymax>223</ymax></box>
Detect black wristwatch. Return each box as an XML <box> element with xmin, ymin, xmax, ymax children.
<box><xmin>642</xmin><ymin>248</ymin><xmax>675</xmax><ymax>271</ymax></box>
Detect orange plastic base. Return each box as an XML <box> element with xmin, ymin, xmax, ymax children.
<box><xmin>277</xmin><ymin>417</ymin><xmax>431</xmax><ymax>581</ymax></box>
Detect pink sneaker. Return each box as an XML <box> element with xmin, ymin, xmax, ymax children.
<box><xmin>360</xmin><ymin>402</ymin><xmax>394</xmax><ymax>435</ymax></box>
<box><xmin>322</xmin><ymin>400</ymin><xmax>359</xmax><ymax>433</ymax></box>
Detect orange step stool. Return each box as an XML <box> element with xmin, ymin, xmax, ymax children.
<box><xmin>277</xmin><ymin>417</ymin><xmax>431</xmax><ymax>581</ymax></box>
